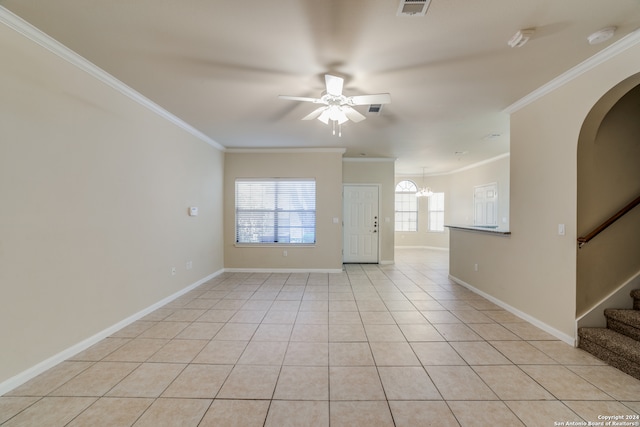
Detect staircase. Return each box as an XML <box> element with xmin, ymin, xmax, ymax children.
<box><xmin>578</xmin><ymin>289</ymin><xmax>640</xmax><ymax>380</ymax></box>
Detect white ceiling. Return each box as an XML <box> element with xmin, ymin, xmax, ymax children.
<box><xmin>3</xmin><ymin>0</ymin><xmax>640</xmax><ymax>175</ymax></box>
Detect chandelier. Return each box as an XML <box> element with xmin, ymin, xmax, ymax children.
<box><xmin>416</xmin><ymin>167</ymin><xmax>433</xmax><ymax>198</ymax></box>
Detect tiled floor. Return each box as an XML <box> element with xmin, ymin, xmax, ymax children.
<box><xmin>2</xmin><ymin>248</ymin><xmax>640</xmax><ymax>426</ymax></box>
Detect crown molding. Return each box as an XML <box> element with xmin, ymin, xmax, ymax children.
<box><xmin>504</xmin><ymin>28</ymin><xmax>640</xmax><ymax>114</ymax></box>
<box><xmin>447</xmin><ymin>152</ymin><xmax>510</xmax><ymax>175</ymax></box>
<box><xmin>0</xmin><ymin>7</ymin><xmax>225</xmax><ymax>151</ymax></box>
<box><xmin>226</xmin><ymin>147</ymin><xmax>346</xmax><ymax>154</ymax></box>
<box><xmin>342</xmin><ymin>157</ymin><xmax>397</xmax><ymax>162</ymax></box>
<box><xmin>395</xmin><ymin>153</ymin><xmax>510</xmax><ymax>177</ymax></box>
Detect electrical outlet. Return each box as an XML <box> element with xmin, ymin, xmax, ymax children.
<box><xmin>283</xmin><ymin>250</ymin><xmax>288</xmax><ymax>257</ymax></box>
<box><xmin>474</xmin><ymin>263</ymin><xmax>479</xmax><ymax>272</ymax></box>
<box><xmin>186</xmin><ymin>261</ymin><xmax>192</xmax><ymax>270</ymax></box>
<box><xmin>171</xmin><ymin>267</ymin><xmax>176</xmax><ymax>276</ymax></box>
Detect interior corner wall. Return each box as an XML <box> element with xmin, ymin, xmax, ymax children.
<box><xmin>449</xmin><ymin>42</ymin><xmax>640</xmax><ymax>342</ymax></box>
<box><xmin>343</xmin><ymin>159</ymin><xmax>395</xmax><ymax>263</ymax></box>
<box><xmin>0</xmin><ymin>21</ymin><xmax>224</xmax><ymax>385</ymax></box>
<box><xmin>224</xmin><ymin>151</ymin><xmax>344</xmax><ymax>270</ymax></box>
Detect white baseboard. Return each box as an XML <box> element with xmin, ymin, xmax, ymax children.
<box><xmin>224</xmin><ymin>268</ymin><xmax>344</xmax><ymax>273</ymax></box>
<box><xmin>449</xmin><ymin>274</ymin><xmax>576</xmax><ymax>346</ymax></box>
<box><xmin>0</xmin><ymin>269</ymin><xmax>224</xmax><ymax>396</ymax></box>
<box><xmin>395</xmin><ymin>246</ymin><xmax>449</xmax><ymax>251</ymax></box>
<box><xmin>379</xmin><ymin>260</ymin><xmax>395</xmax><ymax>265</ymax></box>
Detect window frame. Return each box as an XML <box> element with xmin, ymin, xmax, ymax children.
<box><xmin>395</xmin><ymin>180</ymin><xmax>418</xmax><ymax>232</ymax></box>
<box><xmin>235</xmin><ymin>178</ymin><xmax>317</xmax><ymax>245</ymax></box>
<box><xmin>427</xmin><ymin>191</ymin><xmax>445</xmax><ymax>232</ymax></box>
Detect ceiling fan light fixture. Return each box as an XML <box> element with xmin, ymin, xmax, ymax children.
<box><xmin>278</xmin><ymin>74</ymin><xmax>390</xmax><ymax>136</ymax></box>
<box><xmin>327</xmin><ymin>105</ymin><xmax>348</xmax><ymax>124</ymax></box>
<box><xmin>318</xmin><ymin>110</ymin><xmax>331</xmax><ymax>124</ymax></box>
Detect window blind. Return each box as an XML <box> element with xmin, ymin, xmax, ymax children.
<box><xmin>428</xmin><ymin>192</ymin><xmax>445</xmax><ymax>232</ymax></box>
<box><xmin>235</xmin><ymin>179</ymin><xmax>316</xmax><ymax>244</ymax></box>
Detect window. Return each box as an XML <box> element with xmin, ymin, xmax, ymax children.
<box><xmin>235</xmin><ymin>179</ymin><xmax>316</xmax><ymax>244</ymax></box>
<box><xmin>395</xmin><ymin>180</ymin><xmax>418</xmax><ymax>231</ymax></box>
<box><xmin>428</xmin><ymin>192</ymin><xmax>445</xmax><ymax>232</ymax></box>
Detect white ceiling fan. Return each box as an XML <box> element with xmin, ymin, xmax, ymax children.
<box><xmin>279</xmin><ymin>74</ymin><xmax>391</xmax><ymax>135</ymax></box>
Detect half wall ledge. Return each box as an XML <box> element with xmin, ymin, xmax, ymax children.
<box><xmin>445</xmin><ymin>225</ymin><xmax>511</xmax><ymax>235</ymax></box>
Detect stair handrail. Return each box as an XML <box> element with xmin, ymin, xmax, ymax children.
<box><xmin>578</xmin><ymin>194</ymin><xmax>640</xmax><ymax>248</ymax></box>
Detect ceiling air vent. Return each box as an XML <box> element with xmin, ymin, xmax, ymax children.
<box><xmin>367</xmin><ymin>104</ymin><xmax>383</xmax><ymax>115</ymax></box>
<box><xmin>397</xmin><ymin>0</ymin><xmax>431</xmax><ymax>17</ymax></box>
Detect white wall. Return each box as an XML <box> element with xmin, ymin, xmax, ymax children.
<box><xmin>0</xmin><ymin>16</ymin><xmax>224</xmax><ymax>387</ymax></box>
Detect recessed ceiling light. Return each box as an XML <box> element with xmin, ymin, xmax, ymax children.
<box><xmin>587</xmin><ymin>27</ymin><xmax>616</xmax><ymax>45</ymax></box>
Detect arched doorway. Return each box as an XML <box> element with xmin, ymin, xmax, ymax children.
<box><xmin>576</xmin><ymin>73</ymin><xmax>640</xmax><ymax>324</ymax></box>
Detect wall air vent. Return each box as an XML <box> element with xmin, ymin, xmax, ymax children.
<box><xmin>397</xmin><ymin>0</ymin><xmax>431</xmax><ymax>17</ymax></box>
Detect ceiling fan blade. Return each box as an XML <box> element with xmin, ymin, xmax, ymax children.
<box><xmin>349</xmin><ymin>93</ymin><xmax>392</xmax><ymax>105</ymax></box>
<box><xmin>342</xmin><ymin>106</ymin><xmax>366</xmax><ymax>123</ymax></box>
<box><xmin>302</xmin><ymin>106</ymin><xmax>328</xmax><ymax>121</ymax></box>
<box><xmin>325</xmin><ymin>74</ymin><xmax>344</xmax><ymax>96</ymax></box>
<box><xmin>278</xmin><ymin>95</ymin><xmax>322</xmax><ymax>103</ymax></box>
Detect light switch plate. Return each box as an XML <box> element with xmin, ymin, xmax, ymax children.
<box><xmin>558</xmin><ymin>223</ymin><xmax>565</xmax><ymax>235</ymax></box>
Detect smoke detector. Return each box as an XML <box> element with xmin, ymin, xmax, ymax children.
<box><xmin>587</xmin><ymin>27</ymin><xmax>616</xmax><ymax>45</ymax></box>
<box><xmin>508</xmin><ymin>29</ymin><xmax>535</xmax><ymax>48</ymax></box>
<box><xmin>397</xmin><ymin>0</ymin><xmax>432</xmax><ymax>17</ymax></box>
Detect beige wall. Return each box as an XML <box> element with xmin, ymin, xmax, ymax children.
<box><xmin>395</xmin><ymin>155</ymin><xmax>509</xmax><ymax>249</ymax></box>
<box><xmin>0</xmin><ymin>19</ymin><xmax>224</xmax><ymax>385</ymax></box>
<box><xmin>224</xmin><ymin>150</ymin><xmax>345</xmax><ymax>270</ymax></box>
<box><xmin>449</xmin><ymin>42</ymin><xmax>640</xmax><ymax>342</ymax></box>
<box><xmin>577</xmin><ymin>80</ymin><xmax>640</xmax><ymax>316</ymax></box>
<box><xmin>343</xmin><ymin>159</ymin><xmax>395</xmax><ymax>264</ymax></box>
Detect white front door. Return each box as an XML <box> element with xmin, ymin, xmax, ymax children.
<box><xmin>343</xmin><ymin>185</ymin><xmax>379</xmax><ymax>263</ymax></box>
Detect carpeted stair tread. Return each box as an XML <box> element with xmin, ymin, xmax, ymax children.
<box><xmin>579</xmin><ymin>327</ymin><xmax>640</xmax><ymax>363</ymax></box>
<box><xmin>605</xmin><ymin>308</ymin><xmax>640</xmax><ymax>341</ymax></box>
<box><xmin>578</xmin><ymin>327</ymin><xmax>640</xmax><ymax>380</ymax></box>
<box><xmin>605</xmin><ymin>308</ymin><xmax>640</xmax><ymax>324</ymax></box>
